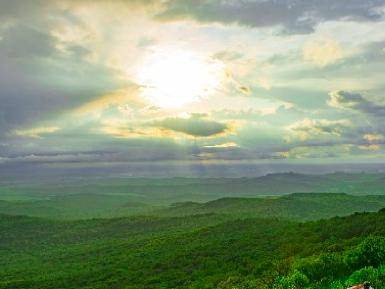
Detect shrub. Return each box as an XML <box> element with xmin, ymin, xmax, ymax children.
<box><xmin>345</xmin><ymin>236</ymin><xmax>385</xmax><ymax>269</ymax></box>
<box><xmin>272</xmin><ymin>270</ymin><xmax>309</xmax><ymax>289</ymax></box>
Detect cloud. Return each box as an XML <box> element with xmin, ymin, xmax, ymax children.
<box><xmin>203</xmin><ymin>142</ymin><xmax>239</xmax><ymax>148</ymax></box>
<box><xmin>97</xmin><ymin>113</ymin><xmax>230</xmax><ymax>139</ymax></box>
<box><xmin>0</xmin><ymin>55</ymin><xmax>126</xmax><ymax>139</ymax></box>
<box><xmin>157</xmin><ymin>0</ymin><xmax>385</xmax><ymax>34</ymax></box>
<box><xmin>1</xmin><ymin>0</ymin><xmax>385</xmax><ymax>167</ymax></box>
<box><xmin>328</xmin><ymin>90</ymin><xmax>385</xmax><ymax>116</ymax></box>
<box><xmin>358</xmin><ymin>144</ymin><xmax>382</xmax><ymax>151</ymax></box>
<box><xmin>71</xmin><ymin>87</ymin><xmax>142</xmax><ymax>117</ymax></box>
<box><xmin>286</xmin><ymin>118</ymin><xmax>351</xmax><ymax>141</ymax></box>
<box><xmin>212</xmin><ymin>50</ymin><xmax>243</xmax><ymax>62</ymax></box>
<box><xmin>13</xmin><ymin>126</ymin><xmax>60</xmax><ymax>138</ymax></box>
<box><xmin>363</xmin><ymin>133</ymin><xmax>384</xmax><ymax>142</ymax></box>
<box><xmin>0</xmin><ymin>24</ymin><xmax>56</xmax><ymax>58</ymax></box>
<box><xmin>328</xmin><ymin>90</ymin><xmax>367</xmax><ymax>109</ymax></box>
<box><xmin>303</xmin><ymin>39</ymin><xmax>343</xmax><ymax>66</ymax></box>
<box><xmin>0</xmin><ymin>0</ymin><xmax>157</xmax><ymax>21</ymax></box>
<box><xmin>154</xmin><ymin>115</ymin><xmax>228</xmax><ymax>137</ymax></box>
<box><xmin>0</xmin><ymin>18</ymin><xmax>130</xmax><ymax>139</ymax></box>
<box><xmin>257</xmin><ymin>78</ymin><xmax>272</xmax><ymax>90</ymax></box>
<box><xmin>100</xmin><ymin>125</ymin><xmax>177</xmax><ymax>139</ymax></box>
<box><xmin>0</xmin><ymin>0</ymin><xmax>50</xmax><ymax>21</ymax></box>
<box><xmin>282</xmin><ymin>144</ymin><xmax>354</xmax><ymax>159</ymax></box>
<box><xmin>237</xmin><ymin>85</ymin><xmax>251</xmax><ymax>95</ymax></box>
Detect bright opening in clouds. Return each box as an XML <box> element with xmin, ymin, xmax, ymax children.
<box><xmin>136</xmin><ymin>49</ymin><xmax>224</xmax><ymax>108</ymax></box>
<box><xmin>0</xmin><ymin>0</ymin><xmax>385</xmax><ymax>174</ymax></box>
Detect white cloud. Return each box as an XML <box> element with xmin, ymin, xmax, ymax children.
<box><xmin>13</xmin><ymin>126</ymin><xmax>60</xmax><ymax>138</ymax></box>
<box><xmin>204</xmin><ymin>142</ymin><xmax>239</xmax><ymax>148</ymax></box>
<box><xmin>303</xmin><ymin>39</ymin><xmax>343</xmax><ymax>66</ymax></box>
<box><xmin>363</xmin><ymin>133</ymin><xmax>384</xmax><ymax>142</ymax></box>
<box><xmin>286</xmin><ymin>118</ymin><xmax>350</xmax><ymax>141</ymax></box>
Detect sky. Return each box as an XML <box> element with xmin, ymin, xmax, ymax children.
<box><xmin>1</xmin><ymin>0</ymin><xmax>385</xmax><ymax>176</ymax></box>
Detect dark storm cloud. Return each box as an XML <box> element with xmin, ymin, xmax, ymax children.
<box><xmin>154</xmin><ymin>116</ymin><xmax>228</xmax><ymax>137</ymax></box>
<box><xmin>157</xmin><ymin>0</ymin><xmax>385</xmax><ymax>34</ymax></box>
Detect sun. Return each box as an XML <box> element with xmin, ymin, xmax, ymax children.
<box><xmin>136</xmin><ymin>49</ymin><xmax>223</xmax><ymax>108</ymax></box>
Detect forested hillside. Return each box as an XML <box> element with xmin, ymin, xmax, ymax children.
<box><xmin>1</xmin><ymin>173</ymin><xmax>384</xmax><ymax>203</ymax></box>
<box><xmin>1</xmin><ymin>174</ymin><xmax>385</xmax><ymax>288</ymax></box>
<box><xmin>159</xmin><ymin>193</ymin><xmax>385</xmax><ymax>220</ymax></box>
<box><xmin>1</xmin><ymin>192</ymin><xmax>385</xmax><ymax>221</ymax></box>
<box><xmin>2</xmin><ymin>209</ymin><xmax>385</xmax><ymax>289</ymax></box>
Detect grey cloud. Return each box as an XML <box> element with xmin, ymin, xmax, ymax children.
<box><xmin>0</xmin><ymin>0</ymin><xmax>156</xmax><ymax>20</ymax></box>
<box><xmin>286</xmin><ymin>118</ymin><xmax>351</xmax><ymax>141</ymax></box>
<box><xmin>66</xmin><ymin>45</ymin><xmax>91</xmax><ymax>59</ymax></box>
<box><xmin>0</xmin><ymin>24</ymin><xmax>56</xmax><ymax>58</ymax></box>
<box><xmin>0</xmin><ymin>57</ymin><xmax>68</xmax><ymax>134</ymax></box>
<box><xmin>212</xmin><ymin>50</ymin><xmax>244</xmax><ymax>61</ymax></box>
<box><xmin>0</xmin><ymin>54</ymin><xmax>125</xmax><ymax>139</ymax></box>
<box><xmin>0</xmin><ymin>0</ymin><xmax>49</xmax><ymax>21</ymax></box>
<box><xmin>154</xmin><ymin>116</ymin><xmax>228</xmax><ymax>137</ymax></box>
<box><xmin>157</xmin><ymin>0</ymin><xmax>385</xmax><ymax>34</ymax></box>
<box><xmin>356</xmin><ymin>41</ymin><xmax>385</xmax><ymax>62</ymax></box>
<box><xmin>0</xmin><ymin>22</ymin><xmax>128</xmax><ymax>138</ymax></box>
<box><xmin>328</xmin><ymin>90</ymin><xmax>385</xmax><ymax>116</ymax></box>
<box><xmin>327</xmin><ymin>91</ymin><xmax>385</xmax><ymax>147</ymax></box>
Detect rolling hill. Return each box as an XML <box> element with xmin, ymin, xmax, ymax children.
<box><xmin>1</xmin><ymin>192</ymin><xmax>385</xmax><ymax>221</ymax></box>
<box><xmin>158</xmin><ymin>193</ymin><xmax>385</xmax><ymax>220</ymax></box>
<box><xmin>0</xmin><ymin>172</ymin><xmax>384</xmax><ymax>220</ymax></box>
<box><xmin>2</xmin><ymin>209</ymin><xmax>385</xmax><ymax>288</ymax></box>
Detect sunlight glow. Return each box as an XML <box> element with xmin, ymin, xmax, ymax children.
<box><xmin>136</xmin><ymin>49</ymin><xmax>223</xmax><ymax>108</ymax></box>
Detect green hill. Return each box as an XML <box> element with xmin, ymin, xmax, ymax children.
<box><xmin>2</xmin><ymin>192</ymin><xmax>385</xmax><ymax>221</ymax></box>
<box><xmin>158</xmin><ymin>193</ymin><xmax>385</xmax><ymax>220</ymax></box>
<box><xmin>2</xmin><ymin>209</ymin><xmax>385</xmax><ymax>288</ymax></box>
<box><xmin>0</xmin><ymin>193</ymin><xmax>158</xmax><ymax>219</ymax></box>
<box><xmin>1</xmin><ymin>172</ymin><xmax>385</xmax><ymax>203</ymax></box>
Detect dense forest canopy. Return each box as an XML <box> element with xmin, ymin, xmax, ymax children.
<box><xmin>2</xmin><ymin>202</ymin><xmax>385</xmax><ymax>288</ymax></box>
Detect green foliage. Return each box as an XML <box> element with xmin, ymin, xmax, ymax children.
<box><xmin>272</xmin><ymin>236</ymin><xmax>385</xmax><ymax>289</ymax></box>
<box><xmin>345</xmin><ymin>266</ymin><xmax>385</xmax><ymax>289</ymax></box>
<box><xmin>216</xmin><ymin>276</ymin><xmax>260</xmax><ymax>289</ymax></box>
<box><xmin>2</xmin><ymin>173</ymin><xmax>385</xmax><ymax>220</ymax></box>
<box><xmin>273</xmin><ymin>270</ymin><xmax>309</xmax><ymax>289</ymax></box>
<box><xmin>345</xmin><ymin>236</ymin><xmax>385</xmax><ymax>269</ymax></box>
<box><xmin>294</xmin><ymin>253</ymin><xmax>347</xmax><ymax>282</ymax></box>
<box><xmin>2</xmin><ymin>192</ymin><xmax>385</xmax><ymax>221</ymax></box>
<box><xmin>2</xmin><ymin>191</ymin><xmax>385</xmax><ymax>288</ymax></box>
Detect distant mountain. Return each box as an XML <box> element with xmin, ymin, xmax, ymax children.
<box><xmin>0</xmin><ymin>172</ymin><xmax>384</xmax><ymax>220</ymax></box>
<box><xmin>1</xmin><ymin>192</ymin><xmax>385</xmax><ymax>221</ymax></box>
<box><xmin>2</xmin><ymin>173</ymin><xmax>385</xmax><ymax>200</ymax></box>
<box><xmin>156</xmin><ymin>193</ymin><xmax>385</xmax><ymax>220</ymax></box>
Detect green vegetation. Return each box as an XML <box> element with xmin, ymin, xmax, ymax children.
<box><xmin>159</xmin><ymin>193</ymin><xmax>385</xmax><ymax>220</ymax></box>
<box><xmin>1</xmin><ymin>172</ymin><xmax>385</xmax><ymax>220</ymax></box>
<box><xmin>2</xmin><ymin>192</ymin><xmax>385</xmax><ymax>220</ymax></box>
<box><xmin>0</xmin><ymin>193</ymin><xmax>159</xmax><ymax>219</ymax></box>
<box><xmin>2</xmin><ymin>173</ymin><xmax>385</xmax><ymax>201</ymax></box>
<box><xmin>2</xmin><ymin>209</ymin><xmax>385</xmax><ymax>288</ymax></box>
<box><xmin>1</xmin><ymin>173</ymin><xmax>385</xmax><ymax>288</ymax></box>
